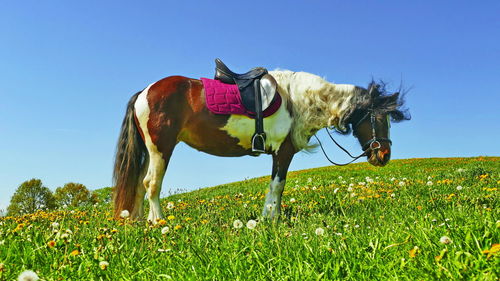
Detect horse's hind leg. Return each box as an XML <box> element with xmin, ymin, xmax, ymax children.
<box><xmin>130</xmin><ymin>159</ymin><xmax>148</xmax><ymax>219</ymax></box>
<box><xmin>143</xmin><ymin>144</ymin><xmax>168</xmax><ymax>223</ymax></box>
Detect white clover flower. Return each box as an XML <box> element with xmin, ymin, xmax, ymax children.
<box><xmin>354</xmin><ymin>224</ymin><xmax>360</xmax><ymax>228</ymax></box>
<box><xmin>333</xmin><ymin>188</ymin><xmax>340</xmax><ymax>194</ymax></box>
<box><xmin>315</xmin><ymin>227</ymin><xmax>325</xmax><ymax>236</ymax></box>
<box><xmin>358</xmin><ymin>182</ymin><xmax>366</xmax><ymax>186</ymax></box>
<box><xmin>350</xmin><ymin>193</ymin><xmax>356</xmax><ymax>198</ymax></box>
<box><xmin>390</xmin><ymin>177</ymin><xmax>396</xmax><ymax>181</ymax></box>
<box><xmin>307</xmin><ymin>177</ymin><xmax>312</xmax><ymax>183</ymax></box>
<box><xmin>161</xmin><ymin>227</ymin><xmax>170</xmax><ymax>234</ymax></box>
<box><xmin>341</xmin><ymin>180</ymin><xmax>347</xmax><ymax>184</ymax></box>
<box><xmin>18</xmin><ymin>270</ymin><xmax>39</xmax><ymax>281</ymax></box>
<box><xmin>335</xmin><ymin>232</ymin><xmax>343</xmax><ymax>236</ymax></box>
<box><xmin>427</xmin><ymin>176</ymin><xmax>432</xmax><ymax>180</ymax></box>
<box><xmin>391</xmin><ymin>193</ymin><xmax>396</xmax><ymax>198</ymax></box>
<box><xmin>289</xmin><ymin>198</ymin><xmax>296</xmax><ymax>203</ymax></box>
<box><xmin>51</xmin><ymin>222</ymin><xmax>59</xmax><ymax>229</ymax></box>
<box><xmin>426</xmin><ymin>181</ymin><xmax>433</xmax><ymax>186</ymax></box>
<box><xmin>347</xmin><ymin>186</ymin><xmax>353</xmax><ymax>192</ymax></box>
<box><xmin>233</xmin><ymin>220</ymin><xmax>243</xmax><ymax>229</ymax></box>
<box><xmin>166</xmin><ymin>202</ymin><xmax>175</xmax><ymax>209</ymax></box>
<box><xmin>338</xmin><ymin>176</ymin><xmax>343</xmax><ymax>179</ymax></box>
<box><xmin>399</xmin><ymin>181</ymin><xmax>405</xmax><ymax>187</ymax></box>
<box><xmin>457</xmin><ymin>168</ymin><xmax>465</xmax><ymax>173</ymax></box>
<box><xmin>246</xmin><ymin>220</ymin><xmax>257</xmax><ymax>230</ymax></box>
<box><xmin>312</xmin><ymin>186</ymin><xmax>317</xmax><ymax>190</ymax></box>
<box><xmin>456</xmin><ymin>185</ymin><xmax>463</xmax><ymax>191</ymax></box>
<box><xmin>120</xmin><ymin>210</ymin><xmax>130</xmax><ymax>218</ymax></box>
<box><xmin>99</xmin><ymin>261</ymin><xmax>109</xmax><ymax>270</ymax></box>
<box><xmin>439</xmin><ymin>236</ymin><xmax>452</xmax><ymax>244</ymax></box>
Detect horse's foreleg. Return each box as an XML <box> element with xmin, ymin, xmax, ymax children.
<box><xmin>262</xmin><ymin>138</ymin><xmax>295</xmax><ymax>219</ymax></box>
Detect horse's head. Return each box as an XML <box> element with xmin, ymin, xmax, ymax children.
<box><xmin>349</xmin><ymin>83</ymin><xmax>410</xmax><ymax>166</ymax></box>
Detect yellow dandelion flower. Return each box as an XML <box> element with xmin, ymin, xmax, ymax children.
<box><xmin>174</xmin><ymin>225</ymin><xmax>182</xmax><ymax>230</ymax></box>
<box><xmin>70</xmin><ymin>249</ymin><xmax>80</xmax><ymax>256</ymax></box>
<box><xmin>47</xmin><ymin>240</ymin><xmax>56</xmax><ymax>248</ymax></box>
<box><xmin>409</xmin><ymin>246</ymin><xmax>419</xmax><ymax>258</ymax></box>
<box><xmin>201</xmin><ymin>219</ymin><xmax>209</xmax><ymax>224</ymax></box>
<box><xmin>158</xmin><ymin>219</ymin><xmax>167</xmax><ymax>225</ymax></box>
<box><xmin>167</xmin><ymin>215</ymin><xmax>175</xmax><ymax>221</ymax></box>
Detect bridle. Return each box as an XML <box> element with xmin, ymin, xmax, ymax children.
<box><xmin>314</xmin><ymin>104</ymin><xmax>392</xmax><ymax>166</ymax></box>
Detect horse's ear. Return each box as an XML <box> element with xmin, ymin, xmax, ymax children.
<box><xmin>368</xmin><ymin>83</ymin><xmax>380</xmax><ymax>97</ymax></box>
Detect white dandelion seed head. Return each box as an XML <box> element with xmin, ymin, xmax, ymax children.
<box><xmin>439</xmin><ymin>236</ymin><xmax>452</xmax><ymax>244</ymax></box>
<box><xmin>246</xmin><ymin>220</ymin><xmax>257</xmax><ymax>230</ymax></box>
<box><xmin>391</xmin><ymin>193</ymin><xmax>396</xmax><ymax>198</ymax></box>
<box><xmin>18</xmin><ymin>270</ymin><xmax>39</xmax><ymax>281</ymax></box>
<box><xmin>312</xmin><ymin>186</ymin><xmax>317</xmax><ymax>190</ymax></box>
<box><xmin>399</xmin><ymin>181</ymin><xmax>405</xmax><ymax>187</ymax></box>
<box><xmin>161</xmin><ymin>226</ymin><xmax>170</xmax><ymax>234</ymax></box>
<box><xmin>390</xmin><ymin>177</ymin><xmax>396</xmax><ymax>181</ymax></box>
<box><xmin>354</xmin><ymin>224</ymin><xmax>360</xmax><ymax>228</ymax></box>
<box><xmin>457</xmin><ymin>168</ymin><xmax>465</xmax><ymax>173</ymax></box>
<box><xmin>350</xmin><ymin>193</ymin><xmax>356</xmax><ymax>198</ymax></box>
<box><xmin>338</xmin><ymin>176</ymin><xmax>343</xmax><ymax>179</ymax></box>
<box><xmin>166</xmin><ymin>202</ymin><xmax>175</xmax><ymax>209</ymax></box>
<box><xmin>333</xmin><ymin>188</ymin><xmax>340</xmax><ymax>194</ymax></box>
<box><xmin>426</xmin><ymin>181</ymin><xmax>433</xmax><ymax>186</ymax></box>
<box><xmin>456</xmin><ymin>185</ymin><xmax>463</xmax><ymax>191</ymax></box>
<box><xmin>427</xmin><ymin>176</ymin><xmax>432</xmax><ymax>180</ymax></box>
<box><xmin>358</xmin><ymin>182</ymin><xmax>366</xmax><ymax>186</ymax></box>
<box><xmin>341</xmin><ymin>180</ymin><xmax>347</xmax><ymax>184</ymax></box>
<box><xmin>315</xmin><ymin>228</ymin><xmax>325</xmax><ymax>236</ymax></box>
<box><xmin>51</xmin><ymin>222</ymin><xmax>59</xmax><ymax>228</ymax></box>
<box><xmin>233</xmin><ymin>219</ymin><xmax>243</xmax><ymax>229</ymax></box>
<box><xmin>99</xmin><ymin>261</ymin><xmax>109</xmax><ymax>270</ymax></box>
<box><xmin>335</xmin><ymin>232</ymin><xmax>343</xmax><ymax>236</ymax></box>
<box><xmin>307</xmin><ymin>177</ymin><xmax>312</xmax><ymax>183</ymax></box>
<box><xmin>289</xmin><ymin>198</ymin><xmax>296</xmax><ymax>203</ymax></box>
<box><xmin>347</xmin><ymin>187</ymin><xmax>353</xmax><ymax>192</ymax></box>
<box><xmin>120</xmin><ymin>210</ymin><xmax>130</xmax><ymax>218</ymax></box>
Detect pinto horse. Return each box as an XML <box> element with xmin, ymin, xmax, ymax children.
<box><xmin>113</xmin><ymin>70</ymin><xmax>409</xmax><ymax>222</ymax></box>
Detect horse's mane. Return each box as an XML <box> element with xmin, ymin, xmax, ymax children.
<box><xmin>269</xmin><ymin>70</ymin><xmax>410</xmax><ymax>150</ymax></box>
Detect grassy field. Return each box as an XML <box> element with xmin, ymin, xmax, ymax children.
<box><xmin>1</xmin><ymin>157</ymin><xmax>499</xmax><ymax>280</ymax></box>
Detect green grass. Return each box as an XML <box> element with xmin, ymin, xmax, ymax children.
<box><xmin>1</xmin><ymin>157</ymin><xmax>499</xmax><ymax>280</ymax></box>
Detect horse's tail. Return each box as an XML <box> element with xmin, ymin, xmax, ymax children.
<box><xmin>113</xmin><ymin>91</ymin><xmax>147</xmax><ymax>218</ymax></box>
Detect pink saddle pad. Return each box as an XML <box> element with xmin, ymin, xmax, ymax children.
<box><xmin>201</xmin><ymin>77</ymin><xmax>281</xmax><ymax>118</ymax></box>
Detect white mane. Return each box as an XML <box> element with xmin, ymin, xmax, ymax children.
<box><xmin>269</xmin><ymin>70</ymin><xmax>363</xmax><ymax>150</ymax></box>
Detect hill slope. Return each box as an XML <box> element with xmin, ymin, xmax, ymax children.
<box><xmin>1</xmin><ymin>157</ymin><xmax>498</xmax><ymax>280</ymax></box>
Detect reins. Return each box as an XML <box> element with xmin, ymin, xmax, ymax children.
<box><xmin>313</xmin><ymin>133</ymin><xmax>367</xmax><ymax>166</ymax></box>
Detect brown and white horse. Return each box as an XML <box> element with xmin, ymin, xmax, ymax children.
<box><xmin>113</xmin><ymin>70</ymin><xmax>409</xmax><ymax>222</ymax></box>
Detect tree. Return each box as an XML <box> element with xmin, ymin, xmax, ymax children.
<box><xmin>54</xmin><ymin>182</ymin><xmax>95</xmax><ymax>208</ymax></box>
<box><xmin>7</xmin><ymin>179</ymin><xmax>56</xmax><ymax>216</ymax></box>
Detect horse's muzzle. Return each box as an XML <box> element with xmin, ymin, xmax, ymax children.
<box><xmin>367</xmin><ymin>147</ymin><xmax>391</xmax><ymax>167</ymax></box>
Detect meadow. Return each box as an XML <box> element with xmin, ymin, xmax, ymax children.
<box><xmin>0</xmin><ymin>157</ymin><xmax>498</xmax><ymax>280</ymax></box>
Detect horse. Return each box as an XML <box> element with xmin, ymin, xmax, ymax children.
<box><xmin>113</xmin><ymin>69</ymin><xmax>409</xmax><ymax>222</ymax></box>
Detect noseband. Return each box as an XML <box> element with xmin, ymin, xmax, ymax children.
<box><xmin>314</xmin><ymin>106</ymin><xmax>392</xmax><ymax>166</ymax></box>
<box><xmin>354</xmin><ymin>109</ymin><xmax>392</xmax><ymax>152</ymax></box>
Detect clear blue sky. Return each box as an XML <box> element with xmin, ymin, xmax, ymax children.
<box><xmin>1</xmin><ymin>1</ymin><xmax>499</xmax><ymax>211</ymax></box>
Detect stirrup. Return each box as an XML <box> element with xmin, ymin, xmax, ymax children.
<box><xmin>252</xmin><ymin>133</ymin><xmax>266</xmax><ymax>153</ymax></box>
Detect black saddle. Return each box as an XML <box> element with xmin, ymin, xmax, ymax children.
<box><xmin>214</xmin><ymin>58</ymin><xmax>272</xmax><ymax>153</ymax></box>
<box><xmin>215</xmin><ymin>58</ymin><xmax>268</xmax><ymax>112</ymax></box>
